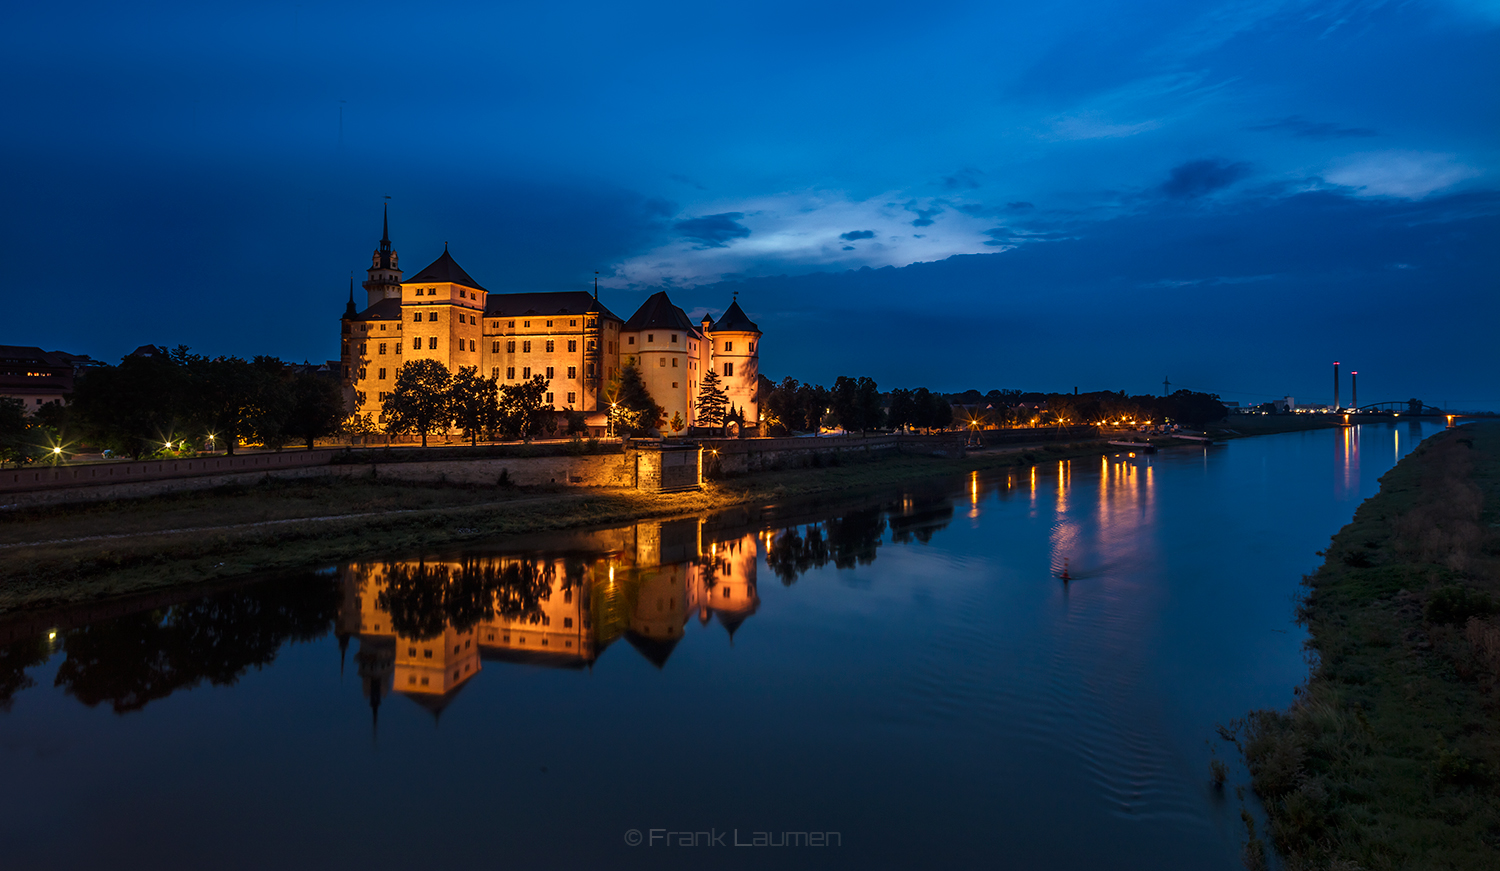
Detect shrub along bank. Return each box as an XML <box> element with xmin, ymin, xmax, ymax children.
<box><xmin>1224</xmin><ymin>422</ymin><xmax>1500</xmax><ymax>870</ymax></box>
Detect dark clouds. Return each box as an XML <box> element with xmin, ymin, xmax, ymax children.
<box><xmin>673</xmin><ymin>212</ymin><xmax>751</xmax><ymax>248</ymax></box>
<box><xmin>905</xmin><ymin>202</ymin><xmax>942</xmax><ymax>226</ymax></box>
<box><xmin>1246</xmin><ymin>116</ymin><xmax>1378</xmax><ymax>139</ymax></box>
<box><xmin>1159</xmin><ymin>159</ymin><xmax>1253</xmax><ymax>199</ymax></box>
<box><xmin>941</xmin><ymin>167</ymin><xmax>984</xmax><ymax>190</ymax></box>
<box><xmin>840</xmin><ymin>230</ymin><xmax>876</xmax><ymax>241</ymax></box>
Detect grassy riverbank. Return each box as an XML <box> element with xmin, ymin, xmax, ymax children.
<box><xmin>1228</xmin><ymin>422</ymin><xmax>1500</xmax><ymax>870</ymax></box>
<box><xmin>0</xmin><ymin>439</ymin><xmax>1111</xmax><ymax>614</ymax></box>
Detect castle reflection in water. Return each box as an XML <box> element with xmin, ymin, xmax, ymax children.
<box><xmin>341</xmin><ymin>520</ymin><xmax>763</xmax><ymax>720</ymax></box>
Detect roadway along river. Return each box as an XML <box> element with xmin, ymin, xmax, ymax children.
<box><xmin>0</xmin><ymin>420</ymin><xmax>1448</xmax><ymax>869</ymax></box>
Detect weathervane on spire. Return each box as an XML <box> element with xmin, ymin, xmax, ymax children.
<box><xmin>594</xmin><ymin>271</ymin><xmax>599</xmax><ymax>299</ymax></box>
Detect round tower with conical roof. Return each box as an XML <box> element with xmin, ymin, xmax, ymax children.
<box><xmin>706</xmin><ymin>296</ymin><xmax>761</xmax><ymax>427</ymax></box>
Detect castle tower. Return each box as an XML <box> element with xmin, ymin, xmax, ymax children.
<box><xmin>401</xmin><ymin>245</ymin><xmax>487</xmax><ymax>379</ymax></box>
<box><xmin>705</xmin><ymin>297</ymin><xmax>761</xmax><ymax>426</ymax></box>
<box><xmin>363</xmin><ymin>203</ymin><xmax>403</xmax><ymax>307</ymax></box>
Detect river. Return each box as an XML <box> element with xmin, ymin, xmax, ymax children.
<box><xmin>0</xmin><ymin>421</ymin><xmax>1448</xmax><ymax>869</ymax></box>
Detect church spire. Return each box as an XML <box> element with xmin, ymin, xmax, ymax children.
<box><xmin>344</xmin><ymin>273</ymin><xmax>357</xmax><ymax>317</ymax></box>
<box><xmin>382</xmin><ymin>201</ymin><xmax>390</xmax><ymax>246</ymax></box>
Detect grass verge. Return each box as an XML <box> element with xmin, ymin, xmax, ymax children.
<box><xmin>0</xmin><ymin>439</ymin><xmax>1114</xmax><ymax>614</ymax></box>
<box><xmin>1222</xmin><ymin>422</ymin><xmax>1500</xmax><ymax>870</ymax></box>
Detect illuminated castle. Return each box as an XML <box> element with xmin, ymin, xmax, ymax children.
<box><xmin>339</xmin><ymin>207</ymin><xmax>762</xmax><ymax>431</ymax></box>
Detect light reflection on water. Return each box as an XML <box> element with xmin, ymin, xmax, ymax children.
<box><xmin>0</xmin><ymin>422</ymin><xmax>1452</xmax><ymax>870</ymax></box>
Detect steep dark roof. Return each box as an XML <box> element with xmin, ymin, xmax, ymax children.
<box><xmin>622</xmin><ymin>291</ymin><xmax>696</xmax><ymax>333</ymax></box>
<box><xmin>483</xmin><ymin>291</ymin><xmax>620</xmax><ymax>322</ymax></box>
<box><xmin>624</xmin><ymin>630</ymin><xmax>680</xmax><ymax>669</ymax></box>
<box><xmin>709</xmin><ymin>299</ymin><xmax>760</xmax><ymax>333</ymax></box>
<box><xmin>404</xmin><ymin>248</ymin><xmax>486</xmax><ymax>291</ymax></box>
<box><xmin>348</xmin><ymin>297</ymin><xmax>403</xmax><ymax>321</ymax></box>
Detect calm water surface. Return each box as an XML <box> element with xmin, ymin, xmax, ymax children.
<box><xmin>0</xmin><ymin>422</ymin><xmax>1446</xmax><ymax>869</ymax></box>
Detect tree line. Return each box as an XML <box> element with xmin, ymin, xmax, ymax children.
<box><xmin>10</xmin><ymin>347</ymin><xmax>344</xmax><ymax>461</ymax></box>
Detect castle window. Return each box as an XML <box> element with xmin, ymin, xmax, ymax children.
<box><xmin>492</xmin><ymin>341</ymin><xmax>500</xmax><ymax>353</ymax></box>
<box><xmin>523</xmin><ymin>320</ymin><xmax>530</xmax><ymax>328</ymax></box>
<box><xmin>469</xmin><ymin>340</ymin><xmax>476</xmax><ymax>351</ymax></box>
<box><xmin>647</xmin><ymin>334</ymin><xmax>654</xmax><ymax>343</ymax></box>
<box><xmin>671</xmin><ymin>334</ymin><xmax>678</xmax><ymax>343</ymax></box>
<box><xmin>415</xmin><ymin>288</ymin><xmax>423</xmax><ymax>296</ymax></box>
<box><xmin>507</xmin><ymin>340</ymin><xmax>516</xmax><ymax>353</ymax></box>
<box><xmin>424</xmin><ymin>649</ymin><xmax>433</xmax><ymax>659</ymax></box>
<box><xmin>545</xmin><ymin>366</ymin><xmax>554</xmax><ymax>378</ymax></box>
<box><xmin>358</xmin><ymin>367</ymin><xmax>367</xmax><ymax>379</ymax></box>
<box><xmin>428</xmin><ymin>337</ymin><xmax>438</xmax><ymax>349</ymax></box>
<box><xmin>428</xmin><ymin>312</ymin><xmax>438</xmax><ymax>321</ymax></box>
<box><xmin>570</xmin><ymin>319</ymin><xmax>577</xmax><ymax>327</ymax></box>
<box><xmin>492</xmin><ymin>322</ymin><xmax>499</xmax><ymax>328</ymax></box>
<box><xmin>749</xmin><ymin>341</ymin><xmax>755</xmax><ymax>352</ymax></box>
<box><xmin>659</xmin><ymin>357</ymin><xmax>666</xmax><ymax>367</ymax></box>
<box><xmin>380</xmin><ymin>323</ymin><xmax>386</xmax><ymax>330</ymax></box>
<box><xmin>566</xmin><ymin>392</ymin><xmax>575</xmax><ymax>404</ymax></box>
<box><xmin>459</xmin><ymin>290</ymin><xmax>466</xmax><ymax>298</ymax></box>
<box><xmin>567</xmin><ymin>366</ymin><xmax>576</xmax><ymax>379</ymax></box>
<box><xmin>523</xmin><ymin>367</ymin><xmax>531</xmax><ymax>378</ymax></box>
<box><xmin>508</xmin><ymin>320</ymin><xmax>515</xmax><ymax>328</ymax></box>
<box><xmin>523</xmin><ymin>340</ymin><xmax>532</xmax><ymax>353</ymax></box>
<box><xmin>413</xmin><ymin>338</ymin><xmax>421</xmax><ymax>350</ymax></box>
<box><xmin>359</xmin><ymin>343</ymin><xmax>366</xmax><ymax>354</ymax></box>
<box><xmin>725</xmin><ymin>341</ymin><xmax>733</xmax><ymax>352</ymax></box>
<box><xmin>396</xmin><ymin>342</ymin><xmax>402</xmax><ymax>353</ymax></box>
<box><xmin>491</xmin><ymin>367</ymin><xmax>500</xmax><ymax>379</ymax></box>
<box><xmin>672</xmin><ymin>382</ymin><xmax>678</xmax><ymax>388</ymax></box>
<box><xmin>672</xmin><ymin>358</ymin><xmax>678</xmax><ymax>367</ymax></box>
<box><xmin>506</xmin><ymin>367</ymin><xmax>515</xmax><ymax>379</ymax></box>
<box><xmin>545</xmin><ymin>340</ymin><xmax>555</xmax><ymax>353</ymax></box>
<box><xmin>587</xmin><ymin>363</ymin><xmax>595</xmax><ymax>376</ymax></box>
<box><xmin>546</xmin><ymin>392</ymin><xmax>554</xmax><ymax>404</ymax></box>
<box><xmin>546</xmin><ymin>320</ymin><xmax>553</xmax><ymax>327</ymax></box>
<box><xmin>378</xmin><ymin>343</ymin><xmax>387</xmax><ymax>355</ymax></box>
<box><xmin>567</xmin><ymin>340</ymin><xmax>577</xmax><ymax>352</ymax></box>
<box><xmin>628</xmin><ymin>336</ymin><xmax>635</xmax><ymax>345</ymax></box>
<box><xmin>378</xmin><ymin>368</ymin><xmax>386</xmax><ymax>380</ymax></box>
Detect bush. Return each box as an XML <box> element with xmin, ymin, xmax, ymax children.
<box><xmin>1424</xmin><ymin>585</ymin><xmax>1496</xmax><ymax>626</ymax></box>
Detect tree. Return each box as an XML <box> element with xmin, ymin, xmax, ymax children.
<box><xmin>499</xmin><ymin>374</ymin><xmax>554</xmax><ymax>442</ymax></box>
<box><xmin>669</xmin><ymin>411</ymin><xmax>685</xmax><ymax>433</ymax></box>
<box><xmin>188</xmin><ymin>355</ymin><xmax>259</xmax><ymax>455</ymax></box>
<box><xmin>70</xmin><ymin>352</ymin><xmax>192</xmax><ymax>458</ymax></box>
<box><xmin>564</xmin><ymin>408</ymin><xmax>589</xmax><ymax>437</ymax></box>
<box><xmin>0</xmin><ymin>398</ymin><xmax>47</xmax><ymax>467</ymax></box>
<box><xmin>830</xmin><ymin>376</ymin><xmax>859</xmax><ymax>432</ymax></box>
<box><xmin>609</xmin><ymin>361</ymin><xmax>664</xmax><ymax>437</ymax></box>
<box><xmin>283</xmin><ymin>370</ymin><xmax>344</xmax><ymax>450</ymax></box>
<box><xmin>764</xmin><ymin>376</ymin><xmax>801</xmax><ymax>435</ymax></box>
<box><xmin>695</xmin><ymin>366</ymin><xmax>729</xmax><ymax>431</ymax></box>
<box><xmin>887</xmin><ymin>388</ymin><xmax>917</xmax><ymax>431</ymax></box>
<box><xmin>384</xmin><ymin>359</ymin><xmax>452</xmax><ymax>447</ymax></box>
<box><xmin>449</xmin><ymin>366</ymin><xmax>498</xmax><ymax>447</ymax></box>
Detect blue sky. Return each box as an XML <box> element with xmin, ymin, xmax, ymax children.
<box><xmin>4</xmin><ymin>0</ymin><xmax>1496</xmax><ymax>406</ymax></box>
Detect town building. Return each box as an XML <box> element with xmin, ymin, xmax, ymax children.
<box><xmin>0</xmin><ymin>346</ymin><xmax>97</xmax><ymax>409</ymax></box>
<box><xmin>340</xmin><ymin>209</ymin><xmax>761</xmax><ymax>432</ymax></box>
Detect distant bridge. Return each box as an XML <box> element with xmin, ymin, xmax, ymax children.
<box><xmin>1350</xmin><ymin>399</ymin><xmax>1447</xmax><ymax>416</ymax></box>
